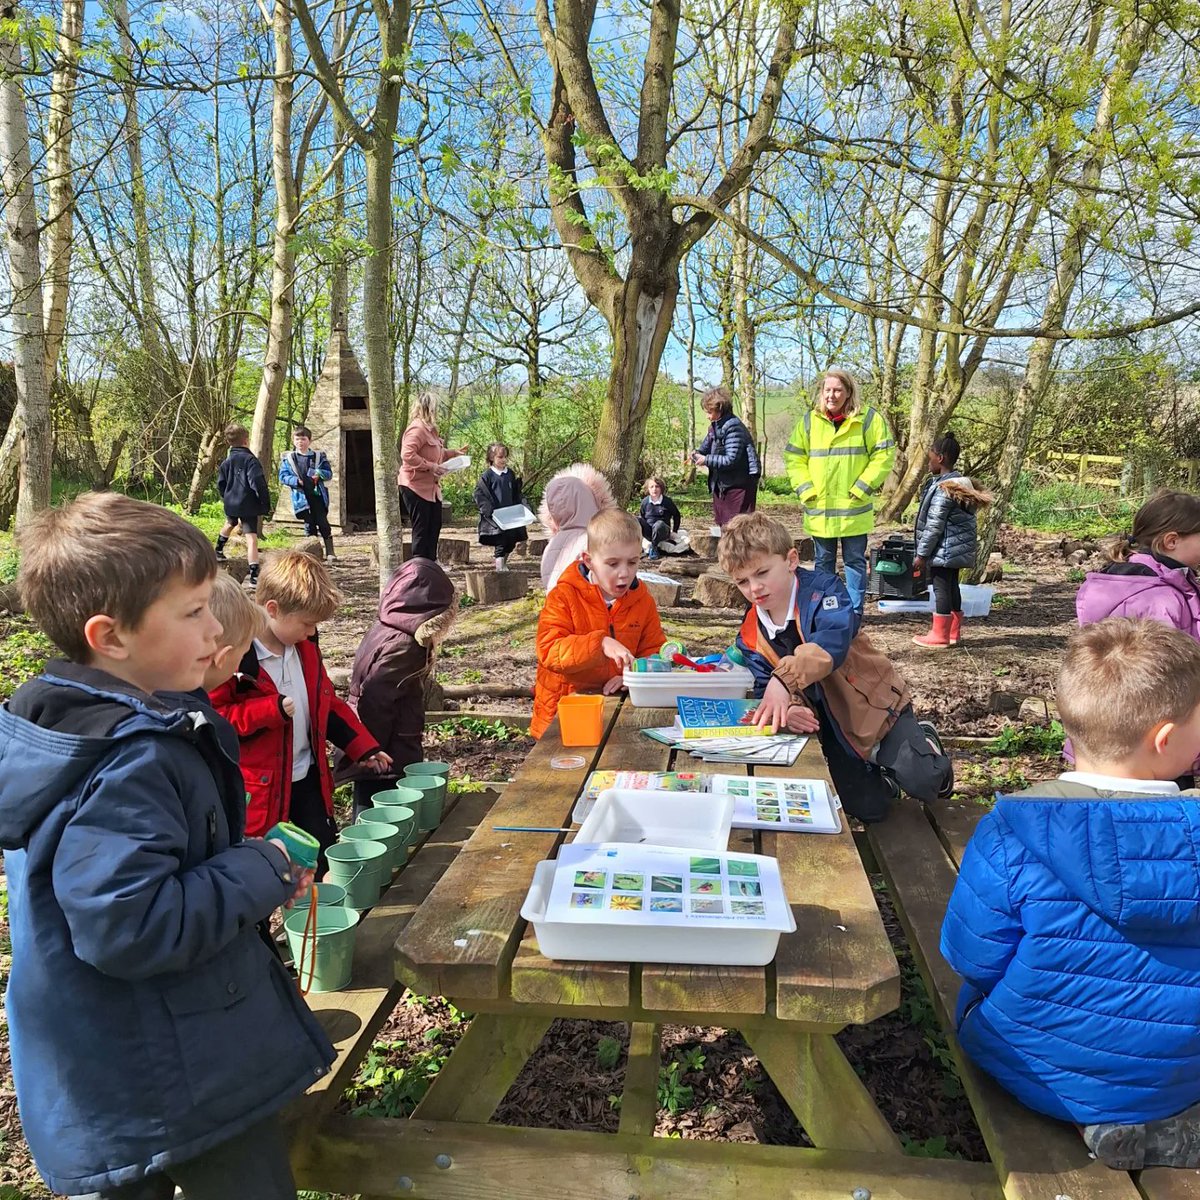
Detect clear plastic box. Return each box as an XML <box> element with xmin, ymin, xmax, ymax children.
<box><xmin>877</xmin><ymin>584</ymin><xmax>994</xmax><ymax>617</ymax></box>
<box><xmin>622</xmin><ymin>664</ymin><xmax>754</xmax><ymax>707</ymax></box>
<box><xmin>493</xmin><ymin>503</ymin><xmax>537</xmax><ymax>530</ymax></box>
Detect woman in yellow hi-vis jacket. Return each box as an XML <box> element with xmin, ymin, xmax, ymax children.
<box><xmin>784</xmin><ymin>370</ymin><xmax>896</xmax><ymax>614</ymax></box>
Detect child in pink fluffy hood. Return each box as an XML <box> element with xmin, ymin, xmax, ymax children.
<box><xmin>538</xmin><ymin>463</ymin><xmax>617</xmax><ymax>590</ymax></box>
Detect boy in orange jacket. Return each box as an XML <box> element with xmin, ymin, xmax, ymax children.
<box><xmin>532</xmin><ymin>509</ymin><xmax>666</xmax><ymax>738</ymax></box>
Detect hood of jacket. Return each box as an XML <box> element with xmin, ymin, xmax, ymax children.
<box><xmin>0</xmin><ymin>662</ymin><xmax>198</xmax><ymax>849</ymax></box>
<box><xmin>1076</xmin><ymin>553</ymin><xmax>1199</xmax><ymax>625</ymax></box>
<box><xmin>538</xmin><ymin>463</ymin><xmax>615</xmax><ymax>534</ymax></box>
<box><xmin>938</xmin><ymin>475</ymin><xmax>993</xmax><ymax>510</ymax></box>
<box><xmin>995</xmin><ymin>793</ymin><xmax>1200</xmax><ymax>931</ymax></box>
<box><xmin>377</xmin><ymin>557</ymin><xmax>456</xmax><ymax>637</ymax></box>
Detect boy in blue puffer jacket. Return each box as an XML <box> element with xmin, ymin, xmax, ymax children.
<box><xmin>0</xmin><ymin>492</ymin><xmax>333</xmax><ymax>1199</ymax></box>
<box><xmin>942</xmin><ymin>617</ymin><xmax>1200</xmax><ymax>1170</ymax></box>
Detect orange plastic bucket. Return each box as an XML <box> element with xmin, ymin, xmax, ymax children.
<box><xmin>558</xmin><ymin>694</ymin><xmax>604</xmax><ymax>746</ymax></box>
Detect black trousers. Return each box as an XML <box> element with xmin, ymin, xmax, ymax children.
<box><xmin>78</xmin><ymin>1115</ymin><xmax>295</xmax><ymax>1200</ymax></box>
<box><xmin>289</xmin><ymin>766</ymin><xmax>338</xmax><ymax>875</ymax></box>
<box><xmin>815</xmin><ymin>702</ymin><xmax>952</xmax><ymax>823</ymax></box>
<box><xmin>930</xmin><ymin>565</ymin><xmax>962</xmax><ymax>615</ymax></box>
<box><xmin>401</xmin><ymin>486</ymin><xmax>442</xmax><ymax>560</ymax></box>
<box><xmin>639</xmin><ymin>517</ymin><xmax>672</xmax><ymax>547</ymax></box>
<box><xmin>301</xmin><ymin>494</ymin><xmax>332</xmax><ymax>541</ymax></box>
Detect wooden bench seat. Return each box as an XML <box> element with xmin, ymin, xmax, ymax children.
<box><xmin>284</xmin><ymin>788</ymin><xmax>499</xmax><ymax>1135</ymax></box>
<box><xmin>869</xmin><ymin>798</ymin><xmax>1200</xmax><ymax>1200</ymax></box>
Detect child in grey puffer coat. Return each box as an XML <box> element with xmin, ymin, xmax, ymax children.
<box><xmin>912</xmin><ymin>431</ymin><xmax>992</xmax><ymax>649</ymax></box>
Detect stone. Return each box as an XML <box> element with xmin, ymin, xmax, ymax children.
<box><xmin>294</xmin><ymin>536</ymin><xmax>326</xmax><ymax>560</ymax></box>
<box><xmin>693</xmin><ymin>530</ymin><xmax>721</xmax><ymax>559</ymax></box>
<box><xmin>980</xmin><ymin>552</ymin><xmax>1003</xmax><ymax>583</ymax></box>
<box><xmin>693</xmin><ymin>570</ymin><xmax>745</xmax><ymax>609</ymax></box>
<box><xmin>636</xmin><ymin>575</ymin><xmax>682</xmax><ymax>608</ymax></box>
<box><xmin>989</xmin><ymin>690</ymin><xmax>1021</xmax><ymax>715</ymax></box>
<box><xmin>221</xmin><ymin>559</ymin><xmax>251</xmax><ymax>583</ymax></box>
<box><xmin>438</xmin><ymin>537</ymin><xmax>471</xmax><ymax>565</ymax></box>
<box><xmin>327</xmin><ymin>666</ymin><xmax>351</xmax><ymax>691</ymax></box>
<box><xmin>0</xmin><ymin>581</ymin><xmax>23</xmax><ymax>614</ymax></box>
<box><xmin>794</xmin><ymin>536</ymin><xmax>814</xmax><ymax>561</ymax></box>
<box><xmin>1068</xmin><ymin>548</ymin><xmax>1089</xmax><ymax>566</ymax></box>
<box><xmin>520</xmin><ymin>536</ymin><xmax>548</xmax><ymax>558</ymax></box>
<box><xmin>1018</xmin><ymin>695</ymin><xmax>1060</xmax><ymax>725</ymax></box>
<box><xmin>464</xmin><ymin>569</ymin><xmax>529</xmax><ymax>604</ymax></box>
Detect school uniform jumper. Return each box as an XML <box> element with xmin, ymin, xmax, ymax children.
<box><xmin>736</xmin><ymin>565</ymin><xmax>951</xmax><ymax>821</ymax></box>
<box><xmin>216</xmin><ymin>445</ymin><xmax>271</xmax><ymax>532</ymax></box>
<box><xmin>638</xmin><ymin>494</ymin><xmax>683</xmax><ymax>551</ymax></box>
<box><xmin>474</xmin><ymin>467</ymin><xmax>528</xmax><ymax>560</ymax></box>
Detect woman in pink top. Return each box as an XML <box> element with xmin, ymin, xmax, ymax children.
<box><xmin>397</xmin><ymin>392</ymin><xmax>468</xmax><ymax>560</ymax></box>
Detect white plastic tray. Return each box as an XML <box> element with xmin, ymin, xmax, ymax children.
<box><xmin>520</xmin><ymin>859</ymin><xmax>794</xmax><ymax>965</ymax></box>
<box><xmin>493</xmin><ymin>502</ymin><xmax>537</xmax><ymax>530</ymax></box>
<box><xmin>623</xmin><ymin>663</ymin><xmax>753</xmax><ymax>707</ymax></box>
<box><xmin>573</xmin><ymin>789</ymin><xmax>733</xmax><ymax>846</ymax></box>
<box><xmin>442</xmin><ymin>454</ymin><xmax>471</xmax><ymax>471</ymax></box>
<box><xmin>877</xmin><ymin>584</ymin><xmax>994</xmax><ymax>617</ymax></box>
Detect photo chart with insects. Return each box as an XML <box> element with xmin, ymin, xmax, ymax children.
<box><xmin>708</xmin><ymin>775</ymin><xmax>842</xmax><ymax>834</ymax></box>
<box><xmin>545</xmin><ymin>843</ymin><xmax>790</xmax><ymax>927</ymax></box>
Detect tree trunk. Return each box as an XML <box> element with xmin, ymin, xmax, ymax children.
<box><xmin>732</xmin><ymin>189</ymin><xmax>756</xmax><ymax>443</ymax></box>
<box><xmin>681</xmin><ymin>264</ymin><xmax>697</xmax><ymax>483</ymax></box>
<box><xmin>185</xmin><ymin>427</ymin><xmax>224</xmax><ymax>513</ymax></box>
<box><xmin>42</xmin><ymin>0</ymin><xmax>83</xmax><ymax>388</ymax></box>
<box><xmin>592</xmin><ymin>267</ymin><xmax>680</xmax><ymax>503</ymax></box>
<box><xmin>249</xmin><ymin>0</ymin><xmax>298</xmax><ymax>472</ymax></box>
<box><xmin>0</xmin><ymin>9</ymin><xmax>52</xmax><ymax>526</ymax></box>
<box><xmin>363</xmin><ymin>143</ymin><xmax>405</xmax><ymax>582</ymax></box>
<box><xmin>328</xmin><ymin>0</ymin><xmax>348</xmax><ymax>327</ymax></box>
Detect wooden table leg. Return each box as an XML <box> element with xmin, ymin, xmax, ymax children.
<box><xmin>412</xmin><ymin>1012</ymin><xmax>553</xmax><ymax>1123</ymax></box>
<box><xmin>617</xmin><ymin>1022</ymin><xmax>663</xmax><ymax>1136</ymax></box>
<box><xmin>744</xmin><ymin>1027</ymin><xmax>902</xmax><ymax>1154</ymax></box>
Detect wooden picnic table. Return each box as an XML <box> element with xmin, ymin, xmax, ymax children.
<box><xmin>292</xmin><ymin>698</ymin><xmax>1003</xmax><ymax>1198</ymax></box>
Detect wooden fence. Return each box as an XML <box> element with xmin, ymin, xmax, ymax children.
<box><xmin>1041</xmin><ymin>450</ymin><xmax>1200</xmax><ymax>492</ymax></box>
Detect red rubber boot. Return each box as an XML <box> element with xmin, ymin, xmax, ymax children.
<box><xmin>949</xmin><ymin>611</ymin><xmax>964</xmax><ymax>646</ymax></box>
<box><xmin>913</xmin><ymin>613</ymin><xmax>953</xmax><ymax>649</ymax></box>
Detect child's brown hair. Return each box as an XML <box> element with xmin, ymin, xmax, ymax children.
<box><xmin>486</xmin><ymin>442</ymin><xmax>508</xmax><ymax>465</ymax></box>
<box><xmin>1107</xmin><ymin>490</ymin><xmax>1200</xmax><ymax>563</ymax></box>
<box><xmin>586</xmin><ymin>508</ymin><xmax>642</xmax><ymax>552</ymax></box>
<box><xmin>255</xmin><ymin>549</ymin><xmax>342</xmax><ymax>621</ymax></box>
<box><xmin>224</xmin><ymin>424</ymin><xmax>250</xmax><ymax>447</ymax></box>
<box><xmin>17</xmin><ymin>492</ymin><xmax>216</xmax><ymax>662</ymax></box>
<box><xmin>643</xmin><ymin>476</ymin><xmax>667</xmax><ymax>495</ymax></box>
<box><xmin>717</xmin><ymin>512</ymin><xmax>794</xmax><ymax>574</ymax></box>
<box><xmin>1059</xmin><ymin>617</ymin><xmax>1200</xmax><ymax>762</ymax></box>
<box><xmin>208</xmin><ymin>572</ymin><xmax>267</xmax><ymax>649</ymax></box>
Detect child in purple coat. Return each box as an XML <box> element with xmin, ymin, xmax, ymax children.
<box><xmin>1076</xmin><ymin>490</ymin><xmax>1200</xmax><ymax>783</ymax></box>
<box><xmin>1077</xmin><ymin>491</ymin><xmax>1200</xmax><ymax>639</ymax></box>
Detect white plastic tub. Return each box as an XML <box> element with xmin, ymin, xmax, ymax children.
<box><xmin>520</xmin><ymin>859</ymin><xmax>795</xmax><ymax>965</ymax></box>
<box><xmin>573</xmin><ymin>789</ymin><xmax>733</xmax><ymax>846</ymax></box>
<box><xmin>493</xmin><ymin>502</ymin><xmax>537</xmax><ymax>530</ymax></box>
<box><xmin>623</xmin><ymin>663</ymin><xmax>754</xmax><ymax>707</ymax></box>
<box><xmin>877</xmin><ymin>584</ymin><xmax>994</xmax><ymax>618</ymax></box>
<box><xmin>442</xmin><ymin>454</ymin><xmax>471</xmax><ymax>472</ymax></box>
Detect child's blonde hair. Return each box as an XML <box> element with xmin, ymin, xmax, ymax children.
<box><xmin>587</xmin><ymin>508</ymin><xmax>642</xmax><ymax>552</ymax></box>
<box><xmin>255</xmin><ymin>549</ymin><xmax>342</xmax><ymax>621</ymax></box>
<box><xmin>17</xmin><ymin>492</ymin><xmax>215</xmax><ymax>662</ymax></box>
<box><xmin>209</xmin><ymin>572</ymin><xmax>267</xmax><ymax>649</ymax></box>
<box><xmin>1059</xmin><ymin>618</ymin><xmax>1200</xmax><ymax>762</ymax></box>
<box><xmin>717</xmin><ymin>513</ymin><xmax>794</xmax><ymax>574</ymax></box>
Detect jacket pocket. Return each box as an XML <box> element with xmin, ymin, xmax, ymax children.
<box><xmin>161</xmin><ymin>936</ymin><xmax>307</xmax><ymax>1120</ymax></box>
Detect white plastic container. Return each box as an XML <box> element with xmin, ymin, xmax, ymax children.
<box><xmin>877</xmin><ymin>583</ymin><xmax>994</xmax><ymax>618</ymax></box>
<box><xmin>573</xmin><ymin>789</ymin><xmax>733</xmax><ymax>846</ymax></box>
<box><xmin>492</xmin><ymin>502</ymin><xmax>537</xmax><ymax>530</ymax></box>
<box><xmin>442</xmin><ymin>454</ymin><xmax>471</xmax><ymax>472</ymax></box>
<box><xmin>520</xmin><ymin>859</ymin><xmax>795</xmax><ymax>965</ymax></box>
<box><xmin>623</xmin><ymin>664</ymin><xmax>754</xmax><ymax>707</ymax></box>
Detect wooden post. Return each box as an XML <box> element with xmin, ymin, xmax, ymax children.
<box><xmin>1076</xmin><ymin>453</ymin><xmax>1088</xmax><ymax>485</ymax></box>
<box><xmin>464</xmin><ymin>570</ymin><xmax>529</xmax><ymax>604</ymax></box>
<box><xmin>1189</xmin><ymin>459</ymin><xmax>1198</xmax><ymax>489</ymax></box>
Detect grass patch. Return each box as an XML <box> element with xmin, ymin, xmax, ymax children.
<box><xmin>0</xmin><ymin>619</ymin><xmax>54</xmax><ymax>699</ymax></box>
<box><xmin>1008</xmin><ymin>475</ymin><xmax>1136</xmax><ymax>539</ymax></box>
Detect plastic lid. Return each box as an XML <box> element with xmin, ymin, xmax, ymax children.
<box><xmin>550</xmin><ymin>753</ymin><xmax>587</xmax><ymax>770</ymax></box>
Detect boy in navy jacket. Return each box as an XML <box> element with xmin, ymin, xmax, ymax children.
<box><xmin>0</xmin><ymin>493</ymin><xmax>332</xmax><ymax>1199</ymax></box>
<box><xmin>215</xmin><ymin>423</ymin><xmax>271</xmax><ymax>588</ymax></box>
<box><xmin>942</xmin><ymin>618</ymin><xmax>1200</xmax><ymax>1170</ymax></box>
<box><xmin>719</xmin><ymin>513</ymin><xmax>951</xmax><ymax>822</ymax></box>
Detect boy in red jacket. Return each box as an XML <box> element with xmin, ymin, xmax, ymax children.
<box><xmin>532</xmin><ymin>509</ymin><xmax>666</xmax><ymax>738</ymax></box>
<box><xmin>210</xmin><ymin>550</ymin><xmax>391</xmax><ymax>864</ymax></box>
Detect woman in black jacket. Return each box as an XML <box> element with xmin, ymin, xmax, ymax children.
<box><xmin>691</xmin><ymin>386</ymin><xmax>760</xmax><ymax>527</ymax></box>
<box><xmin>474</xmin><ymin>443</ymin><xmax>528</xmax><ymax>571</ymax></box>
